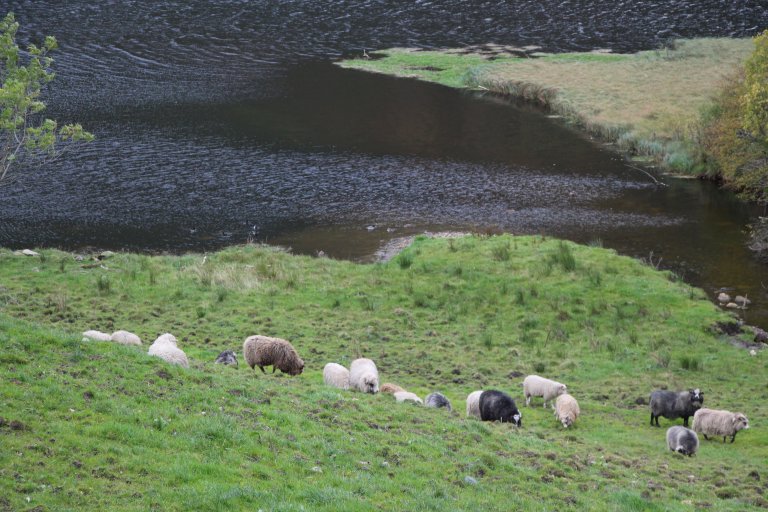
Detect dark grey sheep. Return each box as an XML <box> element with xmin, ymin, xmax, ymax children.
<box><xmin>666</xmin><ymin>426</ymin><xmax>699</xmax><ymax>456</ymax></box>
<box><xmin>215</xmin><ymin>350</ymin><xmax>238</xmax><ymax>367</ymax></box>
<box><xmin>425</xmin><ymin>392</ymin><xmax>452</xmax><ymax>411</ymax></box>
<box><xmin>479</xmin><ymin>390</ymin><xmax>522</xmax><ymax>426</ymax></box>
<box><xmin>649</xmin><ymin>388</ymin><xmax>703</xmax><ymax>427</ymax></box>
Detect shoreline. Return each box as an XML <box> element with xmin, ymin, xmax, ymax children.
<box><xmin>337</xmin><ymin>38</ymin><xmax>754</xmax><ymax>179</ymax></box>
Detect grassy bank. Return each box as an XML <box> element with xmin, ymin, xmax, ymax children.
<box><xmin>338</xmin><ymin>39</ymin><xmax>754</xmax><ymax>175</ymax></box>
<box><xmin>1</xmin><ymin>236</ymin><xmax>766</xmax><ymax>510</ymax></box>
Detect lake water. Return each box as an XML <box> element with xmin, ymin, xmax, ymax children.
<box><xmin>1</xmin><ymin>1</ymin><xmax>767</xmax><ymax>326</ymax></box>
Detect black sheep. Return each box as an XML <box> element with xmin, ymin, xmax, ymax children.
<box><xmin>479</xmin><ymin>390</ymin><xmax>522</xmax><ymax>426</ymax></box>
<box><xmin>649</xmin><ymin>388</ymin><xmax>703</xmax><ymax>427</ymax></box>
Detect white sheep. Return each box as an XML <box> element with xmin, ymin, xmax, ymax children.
<box><xmin>693</xmin><ymin>408</ymin><xmax>749</xmax><ymax>443</ymax></box>
<box><xmin>554</xmin><ymin>393</ymin><xmax>580</xmax><ymax>428</ymax></box>
<box><xmin>349</xmin><ymin>358</ymin><xmax>379</xmax><ymax>393</ymax></box>
<box><xmin>466</xmin><ymin>390</ymin><xmax>483</xmax><ymax>419</ymax></box>
<box><xmin>394</xmin><ymin>391</ymin><xmax>423</xmax><ymax>404</ymax></box>
<box><xmin>111</xmin><ymin>330</ymin><xmax>142</xmax><ymax>346</ymax></box>
<box><xmin>523</xmin><ymin>375</ymin><xmax>567</xmax><ymax>408</ymax></box>
<box><xmin>323</xmin><ymin>363</ymin><xmax>350</xmax><ymax>390</ymax></box>
<box><xmin>380</xmin><ymin>383</ymin><xmax>406</xmax><ymax>394</ymax></box>
<box><xmin>148</xmin><ymin>333</ymin><xmax>189</xmax><ymax>368</ymax></box>
<box><xmin>82</xmin><ymin>330</ymin><xmax>111</xmax><ymax>342</ymax></box>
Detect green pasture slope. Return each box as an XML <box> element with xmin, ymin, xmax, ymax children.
<box><xmin>0</xmin><ymin>235</ymin><xmax>766</xmax><ymax>511</ymax></box>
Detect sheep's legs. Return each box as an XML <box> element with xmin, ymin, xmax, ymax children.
<box><xmin>525</xmin><ymin>396</ymin><xmax>531</xmax><ymax>406</ymax></box>
<box><xmin>258</xmin><ymin>366</ymin><xmax>266</xmax><ymax>373</ymax></box>
<box><xmin>729</xmin><ymin>434</ymin><xmax>736</xmax><ymax>443</ymax></box>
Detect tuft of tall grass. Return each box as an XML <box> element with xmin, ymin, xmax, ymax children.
<box><xmin>679</xmin><ymin>355</ymin><xmax>703</xmax><ymax>371</ymax></box>
<box><xmin>548</xmin><ymin>242</ymin><xmax>577</xmax><ymax>272</ymax></box>
<box><xmin>97</xmin><ymin>274</ymin><xmax>111</xmax><ymax>294</ymax></box>
<box><xmin>397</xmin><ymin>252</ymin><xmax>414</xmax><ymax>269</ymax></box>
<box><xmin>491</xmin><ymin>242</ymin><xmax>511</xmax><ymax>262</ymax></box>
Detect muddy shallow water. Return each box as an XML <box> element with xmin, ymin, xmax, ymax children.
<box><xmin>1</xmin><ymin>1</ymin><xmax>767</xmax><ymax>325</ymax></box>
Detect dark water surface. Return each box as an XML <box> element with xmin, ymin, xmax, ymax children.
<box><xmin>1</xmin><ymin>1</ymin><xmax>767</xmax><ymax>325</ymax></box>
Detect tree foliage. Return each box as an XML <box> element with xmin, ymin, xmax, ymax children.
<box><xmin>0</xmin><ymin>12</ymin><xmax>93</xmax><ymax>182</ymax></box>
<box><xmin>742</xmin><ymin>30</ymin><xmax>768</xmax><ymax>146</ymax></box>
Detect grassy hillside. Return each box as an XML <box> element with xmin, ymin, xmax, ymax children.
<box><xmin>1</xmin><ymin>236</ymin><xmax>766</xmax><ymax>510</ymax></box>
<box><xmin>338</xmin><ymin>39</ymin><xmax>754</xmax><ymax>175</ymax></box>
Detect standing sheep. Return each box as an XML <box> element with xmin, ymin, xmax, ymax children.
<box><xmin>214</xmin><ymin>350</ymin><xmax>238</xmax><ymax>366</ymax></box>
<box><xmin>425</xmin><ymin>392</ymin><xmax>452</xmax><ymax>411</ymax></box>
<box><xmin>323</xmin><ymin>363</ymin><xmax>350</xmax><ymax>390</ymax></box>
<box><xmin>523</xmin><ymin>375</ymin><xmax>567</xmax><ymax>408</ymax></box>
<box><xmin>693</xmin><ymin>408</ymin><xmax>749</xmax><ymax>443</ymax></box>
<box><xmin>649</xmin><ymin>388</ymin><xmax>703</xmax><ymax>427</ymax></box>
<box><xmin>349</xmin><ymin>358</ymin><xmax>379</xmax><ymax>393</ymax></box>
<box><xmin>479</xmin><ymin>390</ymin><xmax>522</xmax><ymax>426</ymax></box>
<box><xmin>394</xmin><ymin>391</ymin><xmax>423</xmax><ymax>404</ymax></box>
<box><xmin>111</xmin><ymin>330</ymin><xmax>142</xmax><ymax>346</ymax></box>
<box><xmin>666</xmin><ymin>426</ymin><xmax>699</xmax><ymax>456</ymax></box>
<box><xmin>243</xmin><ymin>335</ymin><xmax>304</xmax><ymax>376</ymax></box>
<box><xmin>380</xmin><ymin>383</ymin><xmax>406</xmax><ymax>394</ymax></box>
<box><xmin>148</xmin><ymin>333</ymin><xmax>189</xmax><ymax>368</ymax></box>
<box><xmin>554</xmin><ymin>393</ymin><xmax>580</xmax><ymax>428</ymax></box>
<box><xmin>466</xmin><ymin>390</ymin><xmax>483</xmax><ymax>419</ymax></box>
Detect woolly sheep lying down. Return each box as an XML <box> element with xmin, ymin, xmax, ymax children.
<box><xmin>650</xmin><ymin>388</ymin><xmax>703</xmax><ymax>427</ymax></box>
<box><xmin>82</xmin><ymin>330</ymin><xmax>112</xmax><ymax>342</ymax></box>
<box><xmin>349</xmin><ymin>358</ymin><xmax>379</xmax><ymax>394</ymax></box>
<box><xmin>243</xmin><ymin>335</ymin><xmax>304</xmax><ymax>376</ymax></box>
<box><xmin>380</xmin><ymin>383</ymin><xmax>406</xmax><ymax>395</ymax></box>
<box><xmin>323</xmin><ymin>363</ymin><xmax>350</xmax><ymax>390</ymax></box>
<box><xmin>693</xmin><ymin>408</ymin><xmax>749</xmax><ymax>443</ymax></box>
<box><xmin>466</xmin><ymin>390</ymin><xmax>483</xmax><ymax>419</ymax></box>
<box><xmin>523</xmin><ymin>375</ymin><xmax>567</xmax><ymax>408</ymax></box>
<box><xmin>148</xmin><ymin>333</ymin><xmax>189</xmax><ymax>368</ymax></box>
<box><xmin>394</xmin><ymin>391</ymin><xmax>423</xmax><ymax>404</ymax></box>
<box><xmin>554</xmin><ymin>394</ymin><xmax>580</xmax><ymax>428</ymax></box>
<box><xmin>666</xmin><ymin>426</ymin><xmax>699</xmax><ymax>457</ymax></box>
<box><xmin>214</xmin><ymin>350</ymin><xmax>238</xmax><ymax>366</ymax></box>
<box><xmin>425</xmin><ymin>392</ymin><xmax>452</xmax><ymax>411</ymax></box>
<box><xmin>111</xmin><ymin>330</ymin><xmax>142</xmax><ymax>346</ymax></box>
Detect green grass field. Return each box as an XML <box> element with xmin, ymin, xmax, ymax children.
<box><xmin>1</xmin><ymin>235</ymin><xmax>766</xmax><ymax>510</ymax></box>
<box><xmin>338</xmin><ymin>39</ymin><xmax>754</xmax><ymax>174</ymax></box>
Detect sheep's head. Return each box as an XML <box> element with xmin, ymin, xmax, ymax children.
<box><xmin>675</xmin><ymin>446</ymin><xmax>693</xmax><ymax>457</ymax></box>
<box><xmin>512</xmin><ymin>412</ymin><xmax>522</xmax><ymax>427</ymax></box>
<box><xmin>561</xmin><ymin>416</ymin><xmax>573</xmax><ymax>428</ymax></box>
<box><xmin>557</xmin><ymin>384</ymin><xmax>568</xmax><ymax>396</ymax></box>
<box><xmin>363</xmin><ymin>375</ymin><xmax>379</xmax><ymax>394</ymax></box>
<box><xmin>688</xmin><ymin>388</ymin><xmax>703</xmax><ymax>406</ymax></box>
<box><xmin>288</xmin><ymin>358</ymin><xmax>305</xmax><ymax>376</ymax></box>
<box><xmin>732</xmin><ymin>413</ymin><xmax>749</xmax><ymax>432</ymax></box>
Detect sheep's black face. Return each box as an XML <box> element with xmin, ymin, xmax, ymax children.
<box><xmin>676</xmin><ymin>447</ymin><xmax>690</xmax><ymax>456</ymax></box>
<box><xmin>513</xmin><ymin>413</ymin><xmax>522</xmax><ymax>427</ymax></box>
<box><xmin>689</xmin><ymin>389</ymin><xmax>703</xmax><ymax>405</ymax></box>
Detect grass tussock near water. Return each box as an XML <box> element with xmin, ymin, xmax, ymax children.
<box><xmin>1</xmin><ymin>236</ymin><xmax>767</xmax><ymax>510</ymax></box>
<box><xmin>339</xmin><ymin>39</ymin><xmax>754</xmax><ymax>175</ymax></box>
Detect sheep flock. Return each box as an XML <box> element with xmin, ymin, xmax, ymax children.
<box><xmin>82</xmin><ymin>326</ymin><xmax>753</xmax><ymax>460</ymax></box>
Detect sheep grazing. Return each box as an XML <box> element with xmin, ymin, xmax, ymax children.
<box><xmin>649</xmin><ymin>388</ymin><xmax>703</xmax><ymax>427</ymax></box>
<box><xmin>666</xmin><ymin>426</ymin><xmax>699</xmax><ymax>456</ymax></box>
<box><xmin>425</xmin><ymin>392</ymin><xmax>452</xmax><ymax>411</ymax></box>
<box><xmin>82</xmin><ymin>330</ymin><xmax>111</xmax><ymax>342</ymax></box>
<box><xmin>523</xmin><ymin>375</ymin><xmax>567</xmax><ymax>408</ymax></box>
<box><xmin>323</xmin><ymin>363</ymin><xmax>350</xmax><ymax>390</ymax></box>
<box><xmin>380</xmin><ymin>383</ymin><xmax>406</xmax><ymax>395</ymax></box>
<box><xmin>479</xmin><ymin>390</ymin><xmax>522</xmax><ymax>426</ymax></box>
<box><xmin>111</xmin><ymin>330</ymin><xmax>142</xmax><ymax>346</ymax></box>
<box><xmin>349</xmin><ymin>358</ymin><xmax>379</xmax><ymax>393</ymax></box>
<box><xmin>554</xmin><ymin>393</ymin><xmax>580</xmax><ymax>428</ymax></box>
<box><xmin>148</xmin><ymin>333</ymin><xmax>189</xmax><ymax>368</ymax></box>
<box><xmin>242</xmin><ymin>335</ymin><xmax>304</xmax><ymax>376</ymax></box>
<box><xmin>693</xmin><ymin>408</ymin><xmax>749</xmax><ymax>443</ymax></box>
<box><xmin>214</xmin><ymin>350</ymin><xmax>238</xmax><ymax>366</ymax></box>
<box><xmin>466</xmin><ymin>390</ymin><xmax>483</xmax><ymax>419</ymax></box>
<box><xmin>394</xmin><ymin>391</ymin><xmax>423</xmax><ymax>404</ymax></box>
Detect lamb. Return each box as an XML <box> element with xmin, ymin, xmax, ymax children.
<box><xmin>466</xmin><ymin>390</ymin><xmax>483</xmax><ymax>419</ymax></box>
<box><xmin>394</xmin><ymin>391</ymin><xmax>423</xmax><ymax>404</ymax></box>
<box><xmin>425</xmin><ymin>392</ymin><xmax>452</xmax><ymax>411</ymax></box>
<box><xmin>554</xmin><ymin>393</ymin><xmax>580</xmax><ymax>428</ymax></box>
<box><xmin>349</xmin><ymin>358</ymin><xmax>379</xmax><ymax>393</ymax></box>
<box><xmin>214</xmin><ymin>350</ymin><xmax>238</xmax><ymax>366</ymax></box>
<box><xmin>148</xmin><ymin>333</ymin><xmax>189</xmax><ymax>368</ymax></box>
<box><xmin>323</xmin><ymin>363</ymin><xmax>350</xmax><ymax>390</ymax></box>
<box><xmin>666</xmin><ymin>426</ymin><xmax>699</xmax><ymax>456</ymax></box>
<box><xmin>111</xmin><ymin>330</ymin><xmax>142</xmax><ymax>346</ymax></box>
<box><xmin>523</xmin><ymin>375</ymin><xmax>567</xmax><ymax>408</ymax></box>
<box><xmin>692</xmin><ymin>408</ymin><xmax>749</xmax><ymax>443</ymax></box>
<box><xmin>649</xmin><ymin>388</ymin><xmax>703</xmax><ymax>427</ymax></box>
<box><xmin>82</xmin><ymin>330</ymin><xmax>111</xmax><ymax>342</ymax></box>
<box><xmin>479</xmin><ymin>390</ymin><xmax>522</xmax><ymax>426</ymax></box>
<box><xmin>242</xmin><ymin>335</ymin><xmax>304</xmax><ymax>376</ymax></box>
<box><xmin>380</xmin><ymin>383</ymin><xmax>406</xmax><ymax>394</ymax></box>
